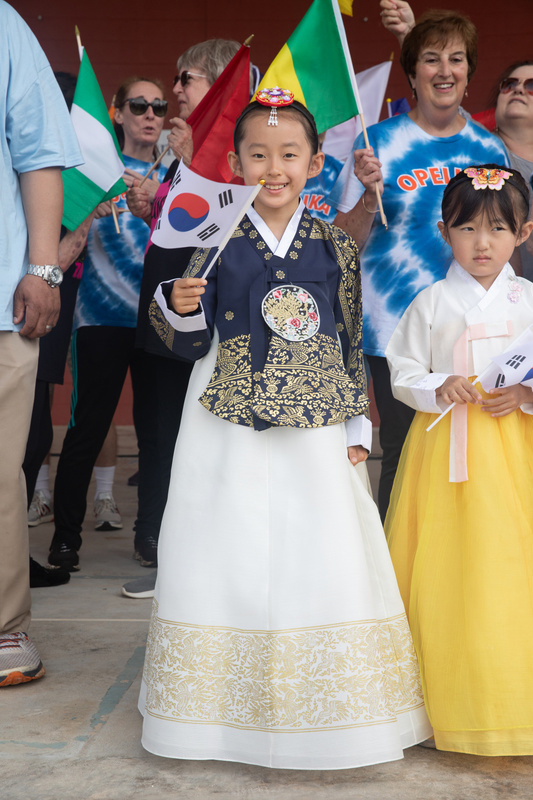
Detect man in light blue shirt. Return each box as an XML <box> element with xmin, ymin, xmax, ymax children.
<box><xmin>0</xmin><ymin>1</ymin><xmax>81</xmax><ymax>686</ymax></box>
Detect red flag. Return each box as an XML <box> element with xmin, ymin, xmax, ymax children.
<box><xmin>188</xmin><ymin>44</ymin><xmax>251</xmax><ymax>183</ymax></box>
<box><xmin>471</xmin><ymin>107</ymin><xmax>496</xmax><ymax>132</ymax></box>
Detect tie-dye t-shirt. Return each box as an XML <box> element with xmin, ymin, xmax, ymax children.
<box><xmin>327</xmin><ymin>114</ymin><xmax>509</xmax><ymax>356</ymax></box>
<box><xmin>301</xmin><ymin>153</ymin><xmax>343</xmax><ymax>223</ymax></box>
<box><xmin>74</xmin><ymin>155</ymin><xmax>167</xmax><ymax>330</ymax></box>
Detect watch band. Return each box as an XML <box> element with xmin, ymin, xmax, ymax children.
<box><xmin>27</xmin><ymin>263</ymin><xmax>63</xmax><ymax>288</ymax></box>
<box><xmin>28</xmin><ymin>264</ymin><xmax>60</xmax><ymax>274</ymax></box>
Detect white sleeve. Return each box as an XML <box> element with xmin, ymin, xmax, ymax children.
<box><xmin>386</xmin><ymin>291</ymin><xmax>450</xmax><ymax>414</ymax></box>
<box><xmin>154</xmin><ymin>281</ymin><xmax>207</xmax><ymax>332</ymax></box>
<box><xmin>345</xmin><ymin>415</ymin><xmax>373</xmax><ymax>452</ymax></box>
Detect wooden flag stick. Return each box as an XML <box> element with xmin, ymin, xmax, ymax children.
<box><xmin>111</xmin><ymin>203</ymin><xmax>120</xmax><ymax>234</ymax></box>
<box><xmin>358</xmin><ymin>110</ymin><xmax>387</xmax><ymax>228</ymax></box>
<box><xmin>243</xmin><ymin>34</ymin><xmax>254</xmax><ymax>46</ymax></box>
<box><xmin>327</xmin><ymin>0</ymin><xmax>387</xmax><ymax>227</ymax></box>
<box><xmin>139</xmin><ymin>146</ymin><xmax>169</xmax><ymax>188</ymax></box>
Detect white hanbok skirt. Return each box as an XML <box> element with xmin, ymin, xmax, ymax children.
<box><xmin>139</xmin><ymin>332</ymin><xmax>431</xmax><ymax>769</ymax></box>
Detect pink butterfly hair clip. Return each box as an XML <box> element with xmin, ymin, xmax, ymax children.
<box><xmin>464</xmin><ymin>167</ymin><xmax>513</xmax><ymax>191</ymax></box>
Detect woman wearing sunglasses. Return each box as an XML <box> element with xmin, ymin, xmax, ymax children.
<box><xmin>47</xmin><ymin>76</ymin><xmax>169</xmax><ymax>572</ymax></box>
<box><xmin>492</xmin><ymin>63</ymin><xmax>533</xmax><ymax>278</ymax></box>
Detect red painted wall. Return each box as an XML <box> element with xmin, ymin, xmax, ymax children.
<box><xmin>14</xmin><ymin>0</ymin><xmax>533</xmax><ymax>121</ymax></box>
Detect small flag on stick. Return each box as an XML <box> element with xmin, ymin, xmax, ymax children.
<box><xmin>61</xmin><ymin>32</ymin><xmax>126</xmax><ymax>231</ymax></box>
<box><xmin>151</xmin><ymin>160</ymin><xmax>262</xmax><ymax>254</ymax></box>
<box><xmin>255</xmin><ymin>0</ymin><xmax>387</xmax><ymax>226</ymax></box>
<box><xmin>427</xmin><ymin>324</ymin><xmax>533</xmax><ymax>432</ymax></box>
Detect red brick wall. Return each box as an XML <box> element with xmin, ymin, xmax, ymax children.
<box><xmin>14</xmin><ymin>0</ymin><xmax>533</xmax><ymax>119</ymax></box>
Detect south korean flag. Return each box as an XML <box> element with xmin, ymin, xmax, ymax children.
<box><xmin>479</xmin><ymin>325</ymin><xmax>533</xmax><ymax>390</ymax></box>
<box><xmin>151</xmin><ymin>161</ymin><xmax>261</xmax><ymax>250</ymax></box>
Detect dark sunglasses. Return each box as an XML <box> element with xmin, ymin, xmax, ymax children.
<box><xmin>124</xmin><ymin>97</ymin><xmax>168</xmax><ymax>117</ymax></box>
<box><xmin>173</xmin><ymin>70</ymin><xmax>207</xmax><ymax>87</ymax></box>
<box><xmin>499</xmin><ymin>77</ymin><xmax>533</xmax><ymax>95</ymax></box>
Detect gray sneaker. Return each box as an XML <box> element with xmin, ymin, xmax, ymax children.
<box><xmin>28</xmin><ymin>490</ymin><xmax>54</xmax><ymax>526</ymax></box>
<box><xmin>121</xmin><ymin>573</ymin><xmax>156</xmax><ymax>599</ymax></box>
<box><xmin>94</xmin><ymin>493</ymin><xmax>123</xmax><ymax>531</ymax></box>
<box><xmin>0</xmin><ymin>632</ymin><xmax>45</xmax><ymax>687</ymax></box>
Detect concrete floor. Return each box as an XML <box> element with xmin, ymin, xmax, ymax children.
<box><xmin>3</xmin><ymin>426</ymin><xmax>533</xmax><ymax>799</ymax></box>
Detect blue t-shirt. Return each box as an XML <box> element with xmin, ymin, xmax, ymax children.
<box><xmin>74</xmin><ymin>155</ymin><xmax>167</xmax><ymax>330</ymax></box>
<box><xmin>0</xmin><ymin>1</ymin><xmax>82</xmax><ymax>330</ymax></box>
<box><xmin>301</xmin><ymin>153</ymin><xmax>343</xmax><ymax>223</ymax></box>
<box><xmin>327</xmin><ymin>114</ymin><xmax>509</xmax><ymax>356</ymax></box>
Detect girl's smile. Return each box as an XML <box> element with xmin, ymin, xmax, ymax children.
<box><xmin>228</xmin><ymin>112</ymin><xmax>324</xmax><ymax>238</ymax></box>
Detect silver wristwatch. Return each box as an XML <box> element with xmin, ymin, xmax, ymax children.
<box><xmin>27</xmin><ymin>263</ymin><xmax>63</xmax><ymax>288</ymax></box>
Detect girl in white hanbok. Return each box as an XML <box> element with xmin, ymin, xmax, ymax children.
<box><xmin>139</xmin><ymin>89</ymin><xmax>431</xmax><ymax>769</ymax></box>
<box><xmin>386</xmin><ymin>165</ymin><xmax>533</xmax><ymax>756</ymax></box>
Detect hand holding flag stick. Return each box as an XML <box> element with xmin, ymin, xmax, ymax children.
<box><xmin>426</xmin><ymin>324</ymin><xmax>533</xmax><ymax>432</ymax></box>
<box><xmin>139</xmin><ymin>146</ymin><xmax>169</xmax><ymax>188</ymax></box>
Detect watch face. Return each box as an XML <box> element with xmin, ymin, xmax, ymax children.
<box><xmin>49</xmin><ymin>266</ymin><xmax>63</xmax><ymax>286</ymax></box>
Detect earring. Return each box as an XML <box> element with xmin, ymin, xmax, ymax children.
<box><xmin>464</xmin><ymin>88</ymin><xmax>469</xmax><ymax>98</ymax></box>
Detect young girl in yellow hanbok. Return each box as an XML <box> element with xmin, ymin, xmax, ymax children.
<box><xmin>385</xmin><ymin>164</ymin><xmax>533</xmax><ymax>755</ymax></box>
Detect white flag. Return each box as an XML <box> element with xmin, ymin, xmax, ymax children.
<box><xmin>322</xmin><ymin>61</ymin><xmax>392</xmax><ymax>163</ymax></box>
<box><xmin>151</xmin><ymin>161</ymin><xmax>261</xmax><ymax>250</ymax></box>
<box><xmin>480</xmin><ymin>325</ymin><xmax>533</xmax><ymax>390</ymax></box>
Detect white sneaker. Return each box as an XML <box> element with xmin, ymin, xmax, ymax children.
<box><xmin>94</xmin><ymin>493</ymin><xmax>123</xmax><ymax>531</ymax></box>
<box><xmin>28</xmin><ymin>490</ymin><xmax>54</xmax><ymax>527</ymax></box>
<box><xmin>0</xmin><ymin>632</ymin><xmax>45</xmax><ymax>686</ymax></box>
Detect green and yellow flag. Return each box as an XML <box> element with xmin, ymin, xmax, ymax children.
<box><xmin>255</xmin><ymin>0</ymin><xmax>359</xmax><ymax>134</ymax></box>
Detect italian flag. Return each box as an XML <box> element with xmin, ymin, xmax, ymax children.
<box><xmin>255</xmin><ymin>0</ymin><xmax>360</xmax><ymax>135</ymax></box>
<box><xmin>62</xmin><ymin>50</ymin><xmax>126</xmax><ymax>231</ymax></box>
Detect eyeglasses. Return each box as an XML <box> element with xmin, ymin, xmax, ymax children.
<box><xmin>499</xmin><ymin>77</ymin><xmax>533</xmax><ymax>95</ymax></box>
<box><xmin>173</xmin><ymin>71</ymin><xmax>208</xmax><ymax>87</ymax></box>
<box><xmin>124</xmin><ymin>97</ymin><xmax>168</xmax><ymax>117</ymax></box>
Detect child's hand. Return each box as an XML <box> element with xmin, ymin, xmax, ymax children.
<box><xmin>170</xmin><ymin>277</ymin><xmax>207</xmax><ymax>315</ymax></box>
<box><xmin>348</xmin><ymin>445</ymin><xmax>369</xmax><ymax>465</ymax></box>
<box><xmin>437</xmin><ymin>375</ymin><xmax>482</xmax><ymax>405</ymax></box>
<box><xmin>482</xmin><ymin>384</ymin><xmax>533</xmax><ymax>417</ymax></box>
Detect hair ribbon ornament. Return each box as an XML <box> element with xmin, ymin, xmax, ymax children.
<box><xmin>256</xmin><ymin>87</ymin><xmax>294</xmax><ymax>125</ymax></box>
<box><xmin>464</xmin><ymin>167</ymin><xmax>513</xmax><ymax>191</ymax></box>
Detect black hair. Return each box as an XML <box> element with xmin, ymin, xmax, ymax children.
<box><xmin>54</xmin><ymin>71</ymin><xmax>77</xmax><ymax>110</ymax></box>
<box><xmin>441</xmin><ymin>164</ymin><xmax>530</xmax><ymax>235</ymax></box>
<box><xmin>233</xmin><ymin>100</ymin><xmax>319</xmax><ymax>156</ymax></box>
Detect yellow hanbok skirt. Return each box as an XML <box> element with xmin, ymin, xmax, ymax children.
<box><xmin>385</xmin><ymin>396</ymin><xmax>533</xmax><ymax>755</ymax></box>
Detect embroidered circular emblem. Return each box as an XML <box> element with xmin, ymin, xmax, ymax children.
<box><xmin>262</xmin><ymin>285</ymin><xmax>320</xmax><ymax>342</ymax></box>
<box><xmin>276</xmin><ymin>270</ymin><xmax>285</xmax><ymax>279</ymax></box>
